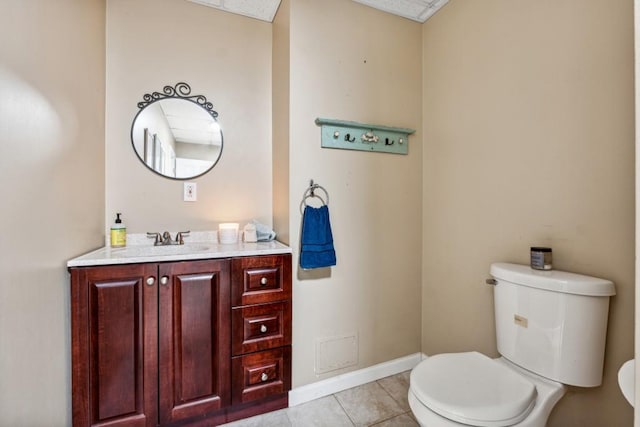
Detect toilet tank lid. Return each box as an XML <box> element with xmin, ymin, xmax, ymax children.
<box><xmin>490</xmin><ymin>263</ymin><xmax>615</xmax><ymax>296</ymax></box>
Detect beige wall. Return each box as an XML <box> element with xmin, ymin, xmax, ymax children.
<box><xmin>636</xmin><ymin>1</ymin><xmax>640</xmax><ymax>422</ymax></box>
<box><xmin>0</xmin><ymin>1</ymin><xmax>105</xmax><ymax>425</ymax></box>
<box><xmin>273</xmin><ymin>0</ymin><xmax>291</xmax><ymax>245</ymax></box>
<box><xmin>0</xmin><ymin>1</ymin><xmax>634</xmax><ymax>425</ymax></box>
<box><xmin>286</xmin><ymin>0</ymin><xmax>423</xmax><ymax>387</ymax></box>
<box><xmin>106</xmin><ymin>0</ymin><xmax>273</xmax><ymax>234</ymax></box>
<box><xmin>422</xmin><ymin>1</ymin><xmax>635</xmax><ymax>426</ymax></box>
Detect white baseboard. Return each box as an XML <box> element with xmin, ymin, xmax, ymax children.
<box><xmin>288</xmin><ymin>352</ymin><xmax>427</xmax><ymax>407</ymax></box>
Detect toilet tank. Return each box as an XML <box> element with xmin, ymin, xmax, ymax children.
<box><xmin>490</xmin><ymin>263</ymin><xmax>615</xmax><ymax>387</ymax></box>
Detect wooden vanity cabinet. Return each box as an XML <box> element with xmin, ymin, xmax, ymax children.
<box><xmin>70</xmin><ymin>253</ymin><xmax>291</xmax><ymax>427</ymax></box>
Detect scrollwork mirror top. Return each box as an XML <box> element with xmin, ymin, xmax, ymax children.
<box><xmin>131</xmin><ymin>82</ymin><xmax>223</xmax><ymax>180</ymax></box>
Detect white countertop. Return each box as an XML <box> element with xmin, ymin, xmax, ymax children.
<box><xmin>67</xmin><ymin>232</ymin><xmax>291</xmax><ymax>267</ymax></box>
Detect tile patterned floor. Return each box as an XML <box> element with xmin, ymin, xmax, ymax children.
<box><xmin>221</xmin><ymin>371</ymin><xmax>418</xmax><ymax>427</ymax></box>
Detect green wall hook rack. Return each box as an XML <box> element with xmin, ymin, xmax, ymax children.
<box><xmin>315</xmin><ymin>117</ymin><xmax>415</xmax><ymax>155</ymax></box>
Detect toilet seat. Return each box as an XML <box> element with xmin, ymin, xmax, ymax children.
<box><xmin>410</xmin><ymin>352</ymin><xmax>537</xmax><ymax>427</ymax></box>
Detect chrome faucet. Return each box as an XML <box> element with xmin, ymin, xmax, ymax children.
<box><xmin>161</xmin><ymin>231</ymin><xmax>173</xmax><ymax>245</ymax></box>
<box><xmin>147</xmin><ymin>231</ymin><xmax>190</xmax><ymax>246</ymax></box>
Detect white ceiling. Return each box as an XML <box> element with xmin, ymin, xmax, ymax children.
<box><xmin>186</xmin><ymin>0</ymin><xmax>282</xmax><ymax>22</ymax></box>
<box><xmin>352</xmin><ymin>0</ymin><xmax>449</xmax><ymax>23</ymax></box>
<box><xmin>159</xmin><ymin>99</ymin><xmax>222</xmax><ymax>146</ymax></box>
<box><xmin>185</xmin><ymin>0</ymin><xmax>448</xmax><ymax>23</ymax></box>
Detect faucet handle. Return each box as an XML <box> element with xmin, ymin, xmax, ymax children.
<box><xmin>176</xmin><ymin>231</ymin><xmax>191</xmax><ymax>245</ymax></box>
<box><xmin>147</xmin><ymin>232</ymin><xmax>162</xmax><ymax>246</ymax></box>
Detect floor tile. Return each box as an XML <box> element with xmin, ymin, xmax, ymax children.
<box><xmin>335</xmin><ymin>381</ymin><xmax>405</xmax><ymax>426</ymax></box>
<box><xmin>219</xmin><ymin>414</ymin><xmax>263</xmax><ymax>427</ymax></box>
<box><xmin>377</xmin><ymin>372</ymin><xmax>411</xmax><ymax>411</ymax></box>
<box><xmin>219</xmin><ymin>408</ymin><xmax>291</xmax><ymax>427</ymax></box>
<box><xmin>221</xmin><ymin>370</ymin><xmax>419</xmax><ymax>427</ymax></box>
<box><xmin>261</xmin><ymin>409</ymin><xmax>292</xmax><ymax>426</ymax></box>
<box><xmin>287</xmin><ymin>395</ymin><xmax>354</xmax><ymax>426</ymax></box>
<box><xmin>371</xmin><ymin>413</ymin><xmax>419</xmax><ymax>427</ymax></box>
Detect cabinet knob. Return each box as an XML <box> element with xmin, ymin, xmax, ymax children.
<box><xmin>146</xmin><ymin>277</ymin><xmax>155</xmax><ymax>286</ymax></box>
<box><xmin>261</xmin><ymin>372</ymin><xmax>268</xmax><ymax>382</ymax></box>
<box><xmin>260</xmin><ymin>277</ymin><xmax>268</xmax><ymax>286</ymax></box>
<box><xmin>160</xmin><ymin>276</ymin><xmax>169</xmax><ymax>286</ymax></box>
<box><xmin>260</xmin><ymin>324</ymin><xmax>267</xmax><ymax>333</ymax></box>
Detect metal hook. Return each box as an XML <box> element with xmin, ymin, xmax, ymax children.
<box><xmin>344</xmin><ymin>133</ymin><xmax>356</xmax><ymax>143</ymax></box>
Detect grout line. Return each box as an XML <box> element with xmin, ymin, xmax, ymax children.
<box><xmin>369</xmin><ymin>411</ymin><xmax>416</xmax><ymax>427</ymax></box>
<box><xmin>283</xmin><ymin>406</ymin><xmax>294</xmax><ymax>426</ymax></box>
<box><xmin>376</xmin><ymin>373</ymin><xmax>411</xmax><ymax>411</ymax></box>
<box><xmin>334</xmin><ymin>379</ymin><xmax>408</xmax><ymax>427</ymax></box>
<box><xmin>332</xmin><ymin>393</ymin><xmax>357</xmax><ymax>426</ymax></box>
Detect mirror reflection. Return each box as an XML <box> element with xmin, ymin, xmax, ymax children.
<box><xmin>131</xmin><ymin>83</ymin><xmax>223</xmax><ymax>180</ymax></box>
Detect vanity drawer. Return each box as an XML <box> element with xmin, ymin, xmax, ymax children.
<box><xmin>231</xmin><ymin>347</ymin><xmax>291</xmax><ymax>405</ymax></box>
<box><xmin>232</xmin><ymin>301</ymin><xmax>291</xmax><ymax>355</ymax></box>
<box><xmin>231</xmin><ymin>255</ymin><xmax>291</xmax><ymax>306</ymax></box>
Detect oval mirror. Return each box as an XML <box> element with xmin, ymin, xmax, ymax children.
<box><xmin>131</xmin><ymin>83</ymin><xmax>223</xmax><ymax>180</ymax></box>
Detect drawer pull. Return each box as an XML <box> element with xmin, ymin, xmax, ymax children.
<box><xmin>261</xmin><ymin>372</ymin><xmax>269</xmax><ymax>382</ymax></box>
<box><xmin>260</xmin><ymin>324</ymin><xmax>267</xmax><ymax>333</ymax></box>
<box><xmin>146</xmin><ymin>277</ymin><xmax>155</xmax><ymax>286</ymax></box>
<box><xmin>260</xmin><ymin>277</ymin><xmax>268</xmax><ymax>286</ymax></box>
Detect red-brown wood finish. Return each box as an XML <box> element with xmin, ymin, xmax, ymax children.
<box><xmin>224</xmin><ymin>395</ymin><xmax>289</xmax><ymax>424</ymax></box>
<box><xmin>231</xmin><ymin>255</ymin><xmax>292</xmax><ymax>306</ymax></box>
<box><xmin>231</xmin><ymin>347</ymin><xmax>292</xmax><ymax>405</ymax></box>
<box><xmin>158</xmin><ymin>260</ymin><xmax>230</xmax><ymax>425</ymax></box>
<box><xmin>71</xmin><ymin>263</ymin><xmax>158</xmax><ymax>427</ymax></box>
<box><xmin>229</xmin><ymin>254</ymin><xmax>292</xmax><ymax>416</ymax></box>
<box><xmin>71</xmin><ymin>253</ymin><xmax>292</xmax><ymax>427</ymax></box>
<box><xmin>231</xmin><ymin>301</ymin><xmax>291</xmax><ymax>356</ymax></box>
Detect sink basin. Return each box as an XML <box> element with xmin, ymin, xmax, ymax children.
<box><xmin>111</xmin><ymin>244</ymin><xmax>213</xmax><ymax>258</ymax></box>
<box><xmin>147</xmin><ymin>244</ymin><xmax>213</xmax><ymax>255</ymax></box>
<box><xmin>618</xmin><ymin>359</ymin><xmax>634</xmax><ymax>407</ymax></box>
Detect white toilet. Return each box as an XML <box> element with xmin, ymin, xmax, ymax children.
<box><xmin>409</xmin><ymin>263</ymin><xmax>616</xmax><ymax>427</ymax></box>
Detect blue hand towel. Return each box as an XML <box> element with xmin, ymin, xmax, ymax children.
<box><xmin>300</xmin><ymin>205</ymin><xmax>336</xmax><ymax>269</ymax></box>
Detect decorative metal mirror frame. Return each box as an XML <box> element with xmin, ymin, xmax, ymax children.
<box><xmin>131</xmin><ymin>82</ymin><xmax>224</xmax><ymax>180</ymax></box>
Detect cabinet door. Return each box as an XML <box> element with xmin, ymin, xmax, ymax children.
<box><xmin>158</xmin><ymin>260</ymin><xmax>231</xmax><ymax>425</ymax></box>
<box><xmin>71</xmin><ymin>263</ymin><xmax>158</xmax><ymax>427</ymax></box>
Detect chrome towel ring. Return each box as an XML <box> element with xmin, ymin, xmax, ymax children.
<box><xmin>300</xmin><ymin>179</ymin><xmax>329</xmax><ymax>214</ymax></box>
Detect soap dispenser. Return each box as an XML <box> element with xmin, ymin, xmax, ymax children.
<box><xmin>110</xmin><ymin>213</ymin><xmax>126</xmax><ymax>248</ymax></box>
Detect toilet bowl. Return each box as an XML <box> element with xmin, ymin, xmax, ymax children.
<box><xmin>408</xmin><ymin>353</ymin><xmax>565</xmax><ymax>427</ymax></box>
<box><xmin>409</xmin><ymin>263</ymin><xmax>615</xmax><ymax>427</ymax></box>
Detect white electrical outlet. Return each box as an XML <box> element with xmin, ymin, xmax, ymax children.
<box><xmin>183</xmin><ymin>182</ymin><xmax>197</xmax><ymax>202</ymax></box>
